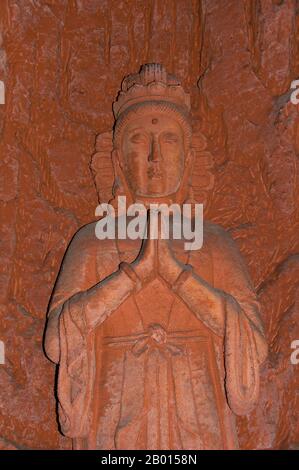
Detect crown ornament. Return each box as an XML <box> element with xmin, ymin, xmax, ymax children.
<box><xmin>113</xmin><ymin>63</ymin><xmax>191</xmax><ymax>119</ymax></box>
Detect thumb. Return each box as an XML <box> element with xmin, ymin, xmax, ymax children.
<box><xmin>138</xmin><ymin>209</ymin><xmax>158</xmax><ymax>261</ymax></box>
<box><xmin>157</xmin><ymin>211</ymin><xmax>173</xmax><ymax>257</ymax></box>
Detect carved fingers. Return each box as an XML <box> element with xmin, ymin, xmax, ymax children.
<box><xmin>156</xmin><ymin>211</ymin><xmax>186</xmax><ymax>285</ymax></box>
<box><xmin>130</xmin><ymin>210</ymin><xmax>158</xmax><ymax>285</ymax></box>
<box><xmin>128</xmin><ymin>209</ymin><xmax>189</xmax><ymax>289</ymax></box>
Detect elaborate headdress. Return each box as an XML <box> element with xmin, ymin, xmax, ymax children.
<box><xmin>113</xmin><ymin>63</ymin><xmax>192</xmax><ymax>148</ymax></box>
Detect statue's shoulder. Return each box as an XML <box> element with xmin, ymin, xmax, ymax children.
<box><xmin>202</xmin><ymin>220</ymin><xmax>247</xmax><ymax>270</ymax></box>
<box><xmin>67</xmin><ymin>220</ymin><xmax>116</xmax><ymax>255</ymax></box>
<box><xmin>202</xmin><ymin>220</ymin><xmax>235</xmax><ymax>252</ymax></box>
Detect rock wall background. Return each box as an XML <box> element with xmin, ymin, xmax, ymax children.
<box><xmin>0</xmin><ymin>0</ymin><xmax>298</xmax><ymax>450</ymax></box>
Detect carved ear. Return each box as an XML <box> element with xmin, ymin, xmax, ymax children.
<box><xmin>90</xmin><ymin>131</ymin><xmax>114</xmax><ymax>204</ymax></box>
<box><xmin>190</xmin><ymin>130</ymin><xmax>215</xmax><ymax>211</ymax></box>
<box><xmin>185</xmin><ymin>147</ymin><xmax>195</xmax><ymax>168</ymax></box>
<box><xmin>111</xmin><ymin>148</ymin><xmax>126</xmax><ymax>197</ymax></box>
<box><xmin>111</xmin><ymin>149</ymin><xmax>134</xmax><ymax>208</ymax></box>
<box><xmin>175</xmin><ymin>148</ymin><xmax>195</xmax><ymax>205</ymax></box>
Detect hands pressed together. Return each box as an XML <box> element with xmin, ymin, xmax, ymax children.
<box><xmin>120</xmin><ymin>209</ymin><xmax>192</xmax><ymax>292</ymax></box>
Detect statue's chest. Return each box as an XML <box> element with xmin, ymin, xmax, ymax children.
<box><xmin>101</xmin><ymin>276</ymin><xmax>211</xmax><ymax>339</ymax></box>
<box><xmin>95</xmin><ymin>239</ymin><xmax>214</xmax><ymax>339</ymax></box>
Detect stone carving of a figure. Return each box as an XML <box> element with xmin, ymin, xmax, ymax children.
<box><xmin>44</xmin><ymin>64</ymin><xmax>267</xmax><ymax>450</ymax></box>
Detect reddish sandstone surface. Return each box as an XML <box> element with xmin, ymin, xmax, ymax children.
<box><xmin>0</xmin><ymin>0</ymin><xmax>298</xmax><ymax>450</ymax></box>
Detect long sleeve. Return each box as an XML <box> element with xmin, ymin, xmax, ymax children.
<box><xmin>55</xmin><ymin>266</ymin><xmax>137</xmax><ymax>438</ymax></box>
<box><xmin>44</xmin><ymin>225</ymin><xmax>138</xmax><ymax>438</ymax></box>
<box><xmin>43</xmin><ymin>224</ymin><xmax>101</xmax><ymax>437</ymax></box>
<box><xmin>173</xmin><ymin>224</ymin><xmax>267</xmax><ymax>415</ymax></box>
<box><xmin>44</xmin><ymin>224</ymin><xmax>99</xmax><ymax>364</ymax></box>
<box><xmin>211</xmin><ymin>226</ymin><xmax>267</xmax><ymax>415</ymax></box>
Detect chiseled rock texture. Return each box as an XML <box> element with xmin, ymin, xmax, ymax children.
<box><xmin>0</xmin><ymin>0</ymin><xmax>298</xmax><ymax>450</ymax></box>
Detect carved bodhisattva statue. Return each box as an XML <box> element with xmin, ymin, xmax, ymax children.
<box><xmin>44</xmin><ymin>64</ymin><xmax>267</xmax><ymax>450</ymax></box>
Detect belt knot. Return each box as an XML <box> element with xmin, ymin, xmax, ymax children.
<box><xmin>131</xmin><ymin>324</ymin><xmax>183</xmax><ymax>357</ymax></box>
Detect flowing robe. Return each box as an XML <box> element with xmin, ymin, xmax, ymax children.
<box><xmin>44</xmin><ymin>220</ymin><xmax>267</xmax><ymax>450</ymax></box>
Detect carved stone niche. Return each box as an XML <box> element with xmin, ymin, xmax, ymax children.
<box><xmin>44</xmin><ymin>64</ymin><xmax>267</xmax><ymax>450</ymax></box>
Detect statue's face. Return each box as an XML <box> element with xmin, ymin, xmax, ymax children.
<box><xmin>120</xmin><ymin>113</ymin><xmax>186</xmax><ymax>198</ymax></box>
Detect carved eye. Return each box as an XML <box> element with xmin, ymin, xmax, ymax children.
<box><xmin>130</xmin><ymin>133</ymin><xmax>148</xmax><ymax>144</ymax></box>
<box><xmin>162</xmin><ymin>132</ymin><xmax>179</xmax><ymax>143</ymax></box>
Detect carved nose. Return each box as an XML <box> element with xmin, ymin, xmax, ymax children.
<box><xmin>148</xmin><ymin>139</ymin><xmax>160</xmax><ymax>162</ymax></box>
